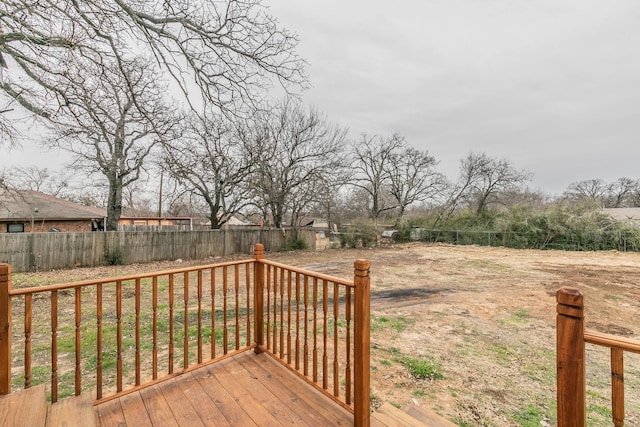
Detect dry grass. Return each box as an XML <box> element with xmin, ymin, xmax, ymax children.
<box><xmin>10</xmin><ymin>243</ymin><xmax>640</xmax><ymax>426</ymax></box>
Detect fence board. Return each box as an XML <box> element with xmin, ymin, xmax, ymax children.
<box><xmin>0</xmin><ymin>229</ymin><xmax>313</xmax><ymax>272</ymax></box>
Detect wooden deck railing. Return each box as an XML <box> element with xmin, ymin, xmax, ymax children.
<box><xmin>0</xmin><ymin>244</ymin><xmax>371</xmax><ymax>426</ymax></box>
<box><xmin>557</xmin><ymin>286</ymin><xmax>640</xmax><ymax>427</ymax></box>
<box><xmin>253</xmin><ymin>245</ymin><xmax>371</xmax><ymax>425</ymax></box>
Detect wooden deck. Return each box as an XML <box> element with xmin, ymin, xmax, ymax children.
<box><xmin>95</xmin><ymin>350</ymin><xmax>354</xmax><ymax>426</ymax></box>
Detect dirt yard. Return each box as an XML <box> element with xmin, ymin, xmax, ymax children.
<box><xmin>13</xmin><ymin>243</ymin><xmax>640</xmax><ymax>426</ymax></box>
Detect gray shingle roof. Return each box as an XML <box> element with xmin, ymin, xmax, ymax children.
<box><xmin>0</xmin><ymin>190</ymin><xmax>106</xmax><ymax>221</ymax></box>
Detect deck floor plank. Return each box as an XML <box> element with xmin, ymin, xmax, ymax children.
<box><xmin>0</xmin><ymin>384</ymin><xmax>47</xmax><ymax>427</ymax></box>
<box><xmin>95</xmin><ymin>396</ymin><xmax>126</xmax><ymax>427</ymax></box>
<box><xmin>118</xmin><ymin>391</ymin><xmax>153</xmax><ymax>427</ymax></box>
<box><xmin>158</xmin><ymin>373</ymin><xmax>206</xmax><ymax>427</ymax></box>
<box><xmin>223</xmin><ymin>353</ymin><xmax>306</xmax><ymax>426</ymax></box>
<box><xmin>197</xmin><ymin>365</ymin><xmax>258</xmax><ymax>426</ymax></box>
<box><xmin>175</xmin><ymin>371</ymin><xmax>232</xmax><ymax>427</ymax></box>
<box><xmin>210</xmin><ymin>357</ymin><xmax>283</xmax><ymax>427</ymax></box>
<box><xmin>242</xmin><ymin>353</ymin><xmax>353</xmax><ymax>426</ymax></box>
<box><xmin>95</xmin><ymin>350</ymin><xmax>355</xmax><ymax>426</ymax></box>
<box><xmin>139</xmin><ymin>385</ymin><xmax>180</xmax><ymax>427</ymax></box>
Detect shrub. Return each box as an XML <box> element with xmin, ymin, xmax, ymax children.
<box><xmin>281</xmin><ymin>237</ymin><xmax>308</xmax><ymax>251</ymax></box>
<box><xmin>103</xmin><ymin>248</ymin><xmax>123</xmax><ymax>266</ymax></box>
<box><xmin>340</xmin><ymin>222</ymin><xmax>379</xmax><ymax>248</ymax></box>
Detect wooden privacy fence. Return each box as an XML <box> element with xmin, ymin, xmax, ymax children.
<box><xmin>557</xmin><ymin>287</ymin><xmax>640</xmax><ymax>427</ymax></box>
<box><xmin>0</xmin><ymin>243</ymin><xmax>371</xmax><ymax>426</ymax></box>
<box><xmin>0</xmin><ymin>228</ymin><xmax>314</xmax><ymax>272</ymax></box>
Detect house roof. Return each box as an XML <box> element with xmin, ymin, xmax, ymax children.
<box><xmin>602</xmin><ymin>208</ymin><xmax>640</xmax><ymax>224</ymax></box>
<box><xmin>0</xmin><ymin>190</ymin><xmax>106</xmax><ymax>222</ymax></box>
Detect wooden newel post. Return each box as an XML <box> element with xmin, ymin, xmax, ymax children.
<box><xmin>556</xmin><ymin>287</ymin><xmax>586</xmax><ymax>427</ymax></box>
<box><xmin>253</xmin><ymin>244</ymin><xmax>265</xmax><ymax>353</ymax></box>
<box><xmin>0</xmin><ymin>264</ymin><xmax>11</xmax><ymax>395</ymax></box>
<box><xmin>354</xmin><ymin>259</ymin><xmax>371</xmax><ymax>427</ymax></box>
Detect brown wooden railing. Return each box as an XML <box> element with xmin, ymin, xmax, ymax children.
<box><xmin>557</xmin><ymin>286</ymin><xmax>640</xmax><ymax>427</ymax></box>
<box><xmin>252</xmin><ymin>245</ymin><xmax>371</xmax><ymax>425</ymax></box>
<box><xmin>0</xmin><ymin>243</ymin><xmax>371</xmax><ymax>426</ymax></box>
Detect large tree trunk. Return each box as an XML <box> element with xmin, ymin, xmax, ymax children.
<box><xmin>106</xmin><ymin>177</ymin><xmax>123</xmax><ymax>231</ymax></box>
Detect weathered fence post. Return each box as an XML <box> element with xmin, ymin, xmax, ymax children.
<box><xmin>354</xmin><ymin>259</ymin><xmax>371</xmax><ymax>427</ymax></box>
<box><xmin>253</xmin><ymin>244</ymin><xmax>265</xmax><ymax>353</ymax></box>
<box><xmin>556</xmin><ymin>287</ymin><xmax>586</xmax><ymax>427</ymax></box>
<box><xmin>0</xmin><ymin>264</ymin><xmax>11</xmax><ymax>395</ymax></box>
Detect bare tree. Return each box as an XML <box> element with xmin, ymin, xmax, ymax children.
<box><xmin>0</xmin><ymin>0</ymin><xmax>306</xmax><ymax>122</ymax></box>
<box><xmin>351</xmin><ymin>134</ymin><xmax>403</xmax><ymax>221</ymax></box>
<box><xmin>45</xmin><ymin>58</ymin><xmax>180</xmax><ymax>230</ymax></box>
<box><xmin>3</xmin><ymin>166</ymin><xmax>71</xmax><ymax>196</ymax></box>
<box><xmin>604</xmin><ymin>177</ymin><xmax>640</xmax><ymax>208</ymax></box>
<box><xmin>563</xmin><ymin>179</ymin><xmax>609</xmax><ymax>207</ymax></box>
<box><xmin>450</xmin><ymin>152</ymin><xmax>531</xmax><ymax>214</ymax></box>
<box><xmin>162</xmin><ymin>114</ymin><xmax>252</xmax><ymax>229</ymax></box>
<box><xmin>243</xmin><ymin>100</ymin><xmax>348</xmax><ymax>229</ymax></box>
<box><xmin>386</xmin><ymin>145</ymin><xmax>446</xmax><ymax>220</ymax></box>
<box><xmin>351</xmin><ymin>133</ymin><xmax>443</xmax><ymax>222</ymax></box>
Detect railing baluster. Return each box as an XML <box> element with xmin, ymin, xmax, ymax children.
<box><xmin>322</xmin><ymin>279</ymin><xmax>328</xmax><ymax>390</ymax></box>
<box><xmin>346</xmin><ymin>286</ymin><xmax>352</xmax><ymax>405</ymax></box>
<box><xmin>303</xmin><ymin>275</ymin><xmax>309</xmax><ymax>377</ymax></box>
<box><xmin>246</xmin><ymin>263</ymin><xmax>251</xmax><ymax>348</ymax></box>
<box><xmin>211</xmin><ymin>268</ymin><xmax>216</xmax><ymax>359</ymax></box>
<box><xmin>223</xmin><ymin>266</ymin><xmax>228</xmax><ymax>355</ymax></box>
<box><xmin>287</xmin><ymin>270</ymin><xmax>292</xmax><ymax>364</ymax></box>
<box><xmin>0</xmin><ymin>264</ymin><xmax>11</xmax><ymax>396</ymax></box>
<box><xmin>272</xmin><ymin>266</ymin><xmax>278</xmax><ymax>353</ymax></box>
<box><xmin>152</xmin><ymin>277</ymin><xmax>158</xmax><ymax>380</ymax></box>
<box><xmin>197</xmin><ymin>270</ymin><xmax>203</xmax><ymax>364</ymax></box>
<box><xmin>235</xmin><ymin>265</ymin><xmax>240</xmax><ymax>350</ymax></box>
<box><xmin>183</xmin><ymin>272</ymin><xmax>189</xmax><ymax>369</ymax></box>
<box><xmin>135</xmin><ymin>279</ymin><xmax>141</xmax><ymax>386</ymax></box>
<box><xmin>611</xmin><ymin>348</ymin><xmax>624</xmax><ymax>427</ymax></box>
<box><xmin>280</xmin><ymin>268</ymin><xmax>285</xmax><ymax>359</ymax></box>
<box><xmin>24</xmin><ymin>294</ymin><xmax>32</xmax><ymax>389</ymax></box>
<box><xmin>312</xmin><ymin>277</ymin><xmax>318</xmax><ymax>383</ymax></box>
<box><xmin>169</xmin><ymin>274</ymin><xmax>174</xmax><ymax>374</ymax></box>
<box><xmin>295</xmin><ymin>273</ymin><xmax>300</xmax><ymax>371</ymax></box>
<box><xmin>51</xmin><ymin>290</ymin><xmax>58</xmax><ymax>402</ymax></box>
<box><xmin>116</xmin><ymin>281</ymin><xmax>122</xmax><ymax>393</ymax></box>
<box><xmin>75</xmin><ymin>287</ymin><xmax>82</xmax><ymax>395</ymax></box>
<box><xmin>266</xmin><ymin>265</ymin><xmax>271</xmax><ymax>350</ymax></box>
<box><xmin>96</xmin><ymin>284</ymin><xmax>103</xmax><ymax>399</ymax></box>
<box><xmin>333</xmin><ymin>282</ymin><xmax>339</xmax><ymax>397</ymax></box>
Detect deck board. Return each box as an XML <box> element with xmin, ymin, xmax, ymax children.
<box><xmin>175</xmin><ymin>372</ymin><xmax>232</xmax><ymax>427</ymax></box>
<box><xmin>95</xmin><ymin>350</ymin><xmax>354</xmax><ymax>426</ymax></box>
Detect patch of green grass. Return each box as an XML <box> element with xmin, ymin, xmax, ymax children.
<box><xmin>513</xmin><ymin>404</ymin><xmax>545</xmax><ymax>427</ymax></box>
<box><xmin>388</xmin><ymin>347</ymin><xmax>402</xmax><ymax>356</ymax></box>
<box><xmin>500</xmin><ymin>309</ymin><xmax>531</xmax><ymax>327</ymax></box>
<box><xmin>520</xmin><ymin>349</ymin><xmax>555</xmax><ymax>385</ymax></box>
<box><xmin>412</xmin><ymin>388</ymin><xmax>426</xmax><ymax>398</ymax></box>
<box><xmin>390</xmin><ymin>402</ymin><xmax>401</xmax><ymax>409</ymax></box>
<box><xmin>491</xmin><ymin>344</ymin><xmax>513</xmax><ymax>365</ymax></box>
<box><xmin>379</xmin><ymin>359</ymin><xmax>392</xmax><ymax>367</ymax></box>
<box><xmin>370</xmin><ymin>315</ymin><xmax>414</xmax><ymax>333</ymax></box>
<box><xmin>587</xmin><ymin>403</ymin><xmax>612</xmax><ymax>426</ymax></box>
<box><xmin>396</xmin><ymin>356</ymin><xmax>443</xmax><ymax>380</ymax></box>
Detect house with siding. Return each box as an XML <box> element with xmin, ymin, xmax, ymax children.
<box><xmin>602</xmin><ymin>208</ymin><xmax>640</xmax><ymax>226</ymax></box>
<box><xmin>0</xmin><ymin>190</ymin><xmax>106</xmax><ymax>233</ymax></box>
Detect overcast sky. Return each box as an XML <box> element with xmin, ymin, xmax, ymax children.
<box><xmin>2</xmin><ymin>1</ymin><xmax>639</xmax><ymax>197</ymax></box>
<box><xmin>265</xmin><ymin>0</ymin><xmax>640</xmax><ymax>196</ymax></box>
